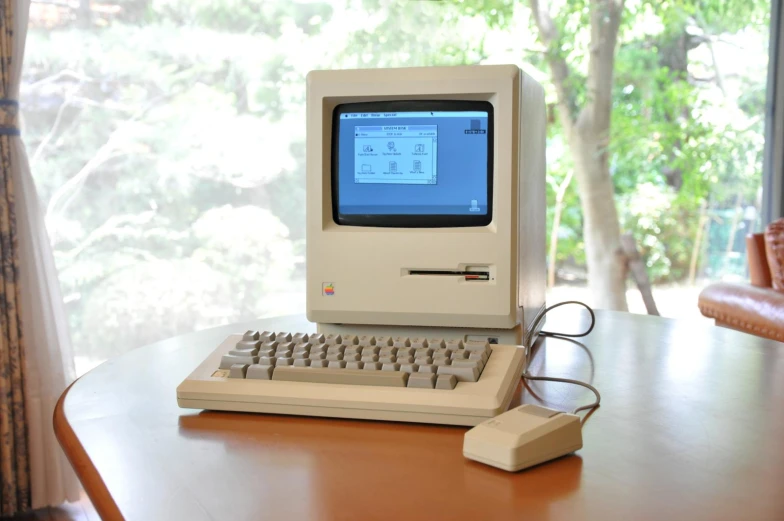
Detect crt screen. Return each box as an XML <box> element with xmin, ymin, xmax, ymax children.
<box><xmin>335</xmin><ymin>106</ymin><xmax>490</xmax><ymax>217</ymax></box>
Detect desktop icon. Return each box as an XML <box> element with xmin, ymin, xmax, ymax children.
<box><xmin>363</xmin><ymin>145</ymin><xmax>373</xmax><ymax>152</ymax></box>
<box><xmin>415</xmin><ymin>144</ymin><xmax>425</xmax><ymax>153</ymax></box>
<box><xmin>389</xmin><ymin>161</ymin><xmax>397</xmax><ymax>173</ymax></box>
<box><xmin>387</xmin><ymin>141</ymin><xmax>396</xmax><ymax>151</ymax></box>
<box><xmin>469</xmin><ymin>200</ymin><xmax>480</xmax><ymax>212</ymax></box>
<box><xmin>362</xmin><ymin>164</ymin><xmax>372</xmax><ymax>172</ymax></box>
<box><xmin>413</xmin><ymin>160</ymin><xmax>421</xmax><ymax>172</ymax></box>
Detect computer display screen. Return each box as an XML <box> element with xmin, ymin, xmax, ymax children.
<box><xmin>332</xmin><ymin>100</ymin><xmax>493</xmax><ymax>227</ymax></box>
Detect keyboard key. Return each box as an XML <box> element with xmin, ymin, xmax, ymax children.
<box><xmin>292</xmin><ymin>333</ymin><xmax>309</xmax><ymax>344</ymax></box>
<box><xmin>229</xmin><ymin>364</ymin><xmax>248</xmax><ymax>378</ymax></box>
<box><xmin>273</xmin><ymin>366</ymin><xmax>409</xmax><ymax>387</ymax></box>
<box><xmin>260</xmin><ymin>331</ymin><xmax>275</xmax><ymax>342</ymax></box>
<box><xmin>361</xmin><ymin>346</ymin><xmax>380</xmax><ymax>356</ymax></box>
<box><xmin>363</xmin><ymin>362</ymin><xmax>382</xmax><ymax>370</ymax></box>
<box><xmin>293</xmin><ymin>359</ymin><xmax>311</xmax><ymax>367</ymax></box>
<box><xmin>379</xmin><ymin>347</ymin><xmax>398</xmax><ymax>357</ymax></box>
<box><xmin>379</xmin><ymin>356</ymin><xmax>396</xmax><ymax>364</ymax></box>
<box><xmin>414</xmin><ymin>348</ymin><xmax>433</xmax><ymax>358</ymax></box>
<box><xmin>276</xmin><ymin>332</ymin><xmax>292</xmax><ymax>342</ymax></box>
<box><xmin>275</xmin><ymin>350</ymin><xmax>293</xmax><ymax>359</ymax></box>
<box><xmin>311</xmin><ymin>360</ymin><xmax>329</xmax><ymax>368</ymax></box>
<box><xmin>433</xmin><ymin>358</ymin><xmax>451</xmax><ymax>367</ymax></box>
<box><xmin>344</xmin><ymin>353</ymin><xmax>361</xmax><ymax>362</ymax></box>
<box><xmin>382</xmin><ymin>363</ymin><xmax>401</xmax><ymax>371</ymax></box>
<box><xmin>408</xmin><ymin>373</ymin><xmax>436</xmax><ymax>389</ymax></box>
<box><xmin>220</xmin><ymin>354</ymin><xmax>258</xmax><ymax>369</ymax></box>
<box><xmin>260</xmin><ymin>341</ymin><xmax>278</xmax><ymax>350</ymax></box>
<box><xmin>451</xmin><ymin>349</ymin><xmax>468</xmax><ymax>360</ymax></box>
<box><xmin>358</xmin><ymin>336</ymin><xmax>376</xmax><ymax>346</ymax></box>
<box><xmin>277</xmin><ymin>358</ymin><xmax>294</xmax><ymax>366</ymax></box>
<box><xmin>376</xmin><ymin>336</ymin><xmax>393</xmax><ymax>347</ymax></box>
<box><xmin>342</xmin><ymin>335</ymin><xmax>358</xmax><ymax>345</ymax></box>
<box><xmin>325</xmin><ymin>334</ymin><xmax>342</xmax><ymax>345</ymax></box>
<box><xmin>310</xmin><ymin>333</ymin><xmax>326</xmax><ymax>344</ymax></box>
<box><xmin>393</xmin><ymin>337</ymin><xmax>410</xmax><ymax>348</ymax></box>
<box><xmin>452</xmin><ymin>359</ymin><xmax>483</xmax><ymax>369</ymax></box>
<box><xmin>328</xmin><ymin>360</ymin><xmax>347</xmax><ymax>369</ymax></box>
<box><xmin>437</xmin><ymin>365</ymin><xmax>480</xmax><ymax>382</ymax></box>
<box><xmin>234</xmin><ymin>339</ymin><xmax>261</xmax><ymax>352</ymax></box>
<box><xmin>312</xmin><ymin>343</ymin><xmax>328</xmax><ymax>354</ymax></box>
<box><xmin>428</xmin><ymin>338</ymin><xmax>446</xmax><ymax>349</ymax></box>
<box><xmin>418</xmin><ymin>365</ymin><xmax>437</xmax><ymax>374</ymax></box>
<box><xmin>293</xmin><ymin>351</ymin><xmax>309</xmax><ymax>359</ymax></box>
<box><xmin>436</xmin><ymin>374</ymin><xmax>457</xmax><ymax>390</ymax></box>
<box><xmin>277</xmin><ymin>341</ymin><xmax>295</xmax><ymax>352</ymax></box>
<box><xmin>327</xmin><ymin>345</ymin><xmax>345</xmax><ymax>354</ymax></box>
<box><xmin>452</xmin><ymin>359</ymin><xmax>485</xmax><ymax>373</ymax></box>
<box><xmin>400</xmin><ymin>363</ymin><xmax>419</xmax><ymax>374</ymax></box>
<box><xmin>409</xmin><ymin>338</ymin><xmax>428</xmax><ymax>349</ymax></box>
<box><xmin>243</xmin><ymin>330</ymin><xmax>260</xmax><ymax>341</ymax></box>
<box><xmin>414</xmin><ymin>357</ymin><xmax>432</xmax><ymax>366</ymax></box>
<box><xmin>293</xmin><ymin>342</ymin><xmax>312</xmax><ymax>353</ymax></box>
<box><xmin>344</xmin><ymin>346</ymin><xmax>361</xmax><ymax>357</ymax></box>
<box><xmin>469</xmin><ymin>351</ymin><xmax>489</xmax><ymax>364</ymax></box>
<box><xmin>228</xmin><ymin>347</ymin><xmax>257</xmax><ymax>357</ymax></box>
<box><xmin>258</xmin><ymin>357</ymin><xmax>276</xmax><ymax>366</ymax></box>
<box><xmin>465</xmin><ymin>341</ymin><xmax>491</xmax><ymax>354</ymax></box>
<box><xmin>396</xmin><ymin>347</ymin><xmax>415</xmax><ymax>357</ymax></box>
<box><xmin>246</xmin><ymin>364</ymin><xmax>273</xmax><ymax>380</ymax></box>
<box><xmin>345</xmin><ymin>361</ymin><xmax>364</xmax><ymax>370</ymax></box>
<box><xmin>361</xmin><ymin>355</ymin><xmax>379</xmax><ymax>363</ymax></box>
<box><xmin>326</xmin><ymin>353</ymin><xmax>344</xmax><ymax>361</ymax></box>
<box><xmin>445</xmin><ymin>339</ymin><xmax>464</xmax><ymax>351</ymax></box>
<box><xmin>309</xmin><ymin>352</ymin><xmax>326</xmax><ymax>360</ymax></box>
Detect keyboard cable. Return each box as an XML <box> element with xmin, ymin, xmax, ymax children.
<box><xmin>522</xmin><ymin>301</ymin><xmax>601</xmax><ymax>423</ymax></box>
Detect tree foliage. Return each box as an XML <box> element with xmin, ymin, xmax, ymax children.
<box><xmin>22</xmin><ymin>0</ymin><xmax>770</xmax><ymax>360</ymax></box>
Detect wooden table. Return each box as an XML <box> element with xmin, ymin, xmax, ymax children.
<box><xmin>55</xmin><ymin>310</ymin><xmax>784</xmax><ymax>521</ymax></box>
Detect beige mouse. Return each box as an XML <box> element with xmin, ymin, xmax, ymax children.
<box><xmin>463</xmin><ymin>404</ymin><xmax>583</xmax><ymax>471</ymax></box>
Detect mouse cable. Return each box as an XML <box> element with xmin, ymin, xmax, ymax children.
<box><xmin>522</xmin><ymin>300</ymin><xmax>601</xmax><ymax>422</ymax></box>
<box><xmin>522</xmin><ymin>374</ymin><xmax>601</xmax><ymax>419</ymax></box>
<box><xmin>524</xmin><ymin>300</ymin><xmax>596</xmax><ymax>348</ymax></box>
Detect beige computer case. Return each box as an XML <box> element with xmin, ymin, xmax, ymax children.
<box><xmin>306</xmin><ymin>65</ymin><xmax>546</xmax><ymax>346</ymax></box>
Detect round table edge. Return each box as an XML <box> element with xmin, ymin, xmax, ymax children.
<box><xmin>54</xmin><ymin>377</ymin><xmax>125</xmax><ymax>521</ymax></box>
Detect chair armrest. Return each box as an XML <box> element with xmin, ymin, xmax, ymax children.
<box><xmin>767</xmin><ymin>219</ymin><xmax>784</xmax><ymax>291</ymax></box>
<box><xmin>747</xmin><ymin>233</ymin><xmax>772</xmax><ymax>288</ymax></box>
<box><xmin>698</xmin><ymin>283</ymin><xmax>784</xmax><ymax>343</ymax></box>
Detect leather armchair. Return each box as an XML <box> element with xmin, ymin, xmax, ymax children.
<box><xmin>698</xmin><ymin>220</ymin><xmax>784</xmax><ymax>343</ymax></box>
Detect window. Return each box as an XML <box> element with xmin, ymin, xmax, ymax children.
<box><xmin>22</xmin><ymin>1</ymin><xmax>772</xmax><ymax>374</ymax></box>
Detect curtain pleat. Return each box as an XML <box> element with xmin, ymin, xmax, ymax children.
<box><xmin>0</xmin><ymin>0</ymin><xmax>32</xmax><ymax>515</ymax></box>
<box><xmin>0</xmin><ymin>131</ymin><xmax>31</xmax><ymax>519</ymax></box>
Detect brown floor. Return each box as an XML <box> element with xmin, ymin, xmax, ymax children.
<box><xmin>2</xmin><ymin>492</ymin><xmax>99</xmax><ymax>521</ymax></box>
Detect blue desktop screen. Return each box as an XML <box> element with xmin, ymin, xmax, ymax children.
<box><xmin>334</xmin><ymin>106</ymin><xmax>491</xmax><ymax>219</ymax></box>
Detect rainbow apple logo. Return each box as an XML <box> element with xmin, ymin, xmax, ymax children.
<box><xmin>323</xmin><ymin>283</ymin><xmax>335</xmax><ymax>296</ymax></box>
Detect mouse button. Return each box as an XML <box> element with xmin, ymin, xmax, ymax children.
<box><xmin>517</xmin><ymin>404</ymin><xmax>562</xmax><ymax>418</ymax></box>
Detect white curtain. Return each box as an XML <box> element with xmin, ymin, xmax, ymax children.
<box><xmin>13</xmin><ymin>0</ymin><xmax>80</xmax><ymax>508</ymax></box>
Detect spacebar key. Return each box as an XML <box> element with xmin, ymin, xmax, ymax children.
<box><xmin>272</xmin><ymin>366</ymin><xmax>409</xmax><ymax>387</ymax></box>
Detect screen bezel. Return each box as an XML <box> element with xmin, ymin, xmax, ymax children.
<box><xmin>331</xmin><ymin>100</ymin><xmax>494</xmax><ymax>228</ymax></box>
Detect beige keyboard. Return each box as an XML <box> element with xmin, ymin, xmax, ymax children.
<box><xmin>177</xmin><ymin>330</ymin><xmax>526</xmax><ymax>426</ymax></box>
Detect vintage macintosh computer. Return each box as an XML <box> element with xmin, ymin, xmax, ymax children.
<box><xmin>178</xmin><ymin>66</ymin><xmax>586</xmax><ymax>469</ymax></box>
<box><xmin>307</xmin><ymin>65</ymin><xmax>545</xmax><ymax>348</ymax></box>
